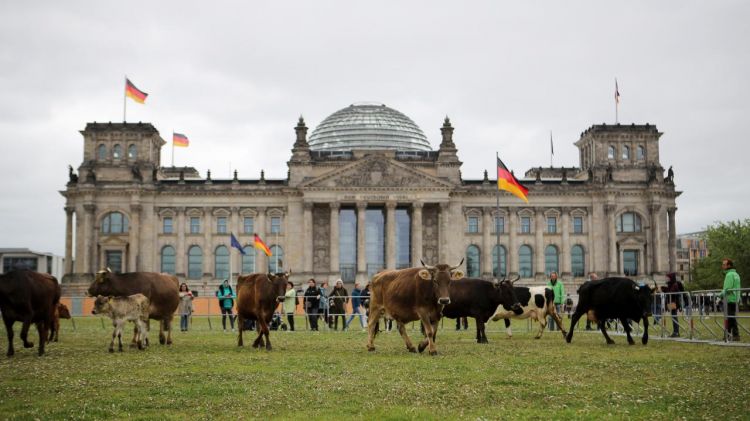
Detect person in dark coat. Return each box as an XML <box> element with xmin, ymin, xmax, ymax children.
<box><xmin>303</xmin><ymin>279</ymin><xmax>321</xmax><ymax>331</ymax></box>
<box><xmin>329</xmin><ymin>279</ymin><xmax>349</xmax><ymax>330</ymax></box>
<box><xmin>663</xmin><ymin>272</ymin><xmax>684</xmax><ymax>337</ymax></box>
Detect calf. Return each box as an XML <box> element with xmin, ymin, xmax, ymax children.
<box><xmin>491</xmin><ymin>287</ymin><xmax>567</xmax><ymax>339</ymax></box>
<box><xmin>48</xmin><ymin>303</ymin><xmax>71</xmax><ymax>343</ymax></box>
<box><xmin>92</xmin><ymin>294</ymin><xmax>150</xmax><ymax>352</ymax></box>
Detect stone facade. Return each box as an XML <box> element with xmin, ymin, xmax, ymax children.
<box><xmin>60</xmin><ymin>117</ymin><xmax>680</xmax><ymax>294</ymax></box>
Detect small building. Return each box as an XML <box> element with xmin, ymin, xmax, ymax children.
<box><xmin>0</xmin><ymin>248</ymin><xmax>65</xmax><ymax>280</ymax></box>
<box><xmin>675</xmin><ymin>231</ymin><xmax>709</xmax><ymax>283</ymax></box>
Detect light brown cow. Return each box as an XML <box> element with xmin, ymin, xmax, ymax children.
<box><xmin>87</xmin><ymin>269</ymin><xmax>179</xmax><ymax>345</ymax></box>
<box><xmin>366</xmin><ymin>260</ymin><xmax>464</xmax><ymax>355</ymax></box>
<box><xmin>236</xmin><ymin>271</ymin><xmax>290</xmax><ymax>350</ymax></box>
<box><xmin>92</xmin><ymin>294</ymin><xmax>150</xmax><ymax>352</ymax></box>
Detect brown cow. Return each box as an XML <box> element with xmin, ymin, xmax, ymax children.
<box><xmin>0</xmin><ymin>270</ymin><xmax>61</xmax><ymax>357</ymax></box>
<box><xmin>87</xmin><ymin>269</ymin><xmax>179</xmax><ymax>345</ymax></box>
<box><xmin>236</xmin><ymin>271</ymin><xmax>290</xmax><ymax>350</ymax></box>
<box><xmin>366</xmin><ymin>259</ymin><xmax>464</xmax><ymax>355</ymax></box>
<box><xmin>48</xmin><ymin>303</ymin><xmax>71</xmax><ymax>343</ymax></box>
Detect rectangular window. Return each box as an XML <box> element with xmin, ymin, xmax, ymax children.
<box><xmin>623</xmin><ymin>250</ymin><xmax>639</xmax><ymax>276</ymax></box>
<box><xmin>547</xmin><ymin>217</ymin><xmax>557</xmax><ymax>234</ymax></box>
<box><xmin>3</xmin><ymin>257</ymin><xmax>38</xmax><ymax>272</ymax></box>
<box><xmin>573</xmin><ymin>216</ymin><xmax>583</xmax><ymax>234</ymax></box>
<box><xmin>270</xmin><ymin>216</ymin><xmax>281</xmax><ymax>234</ymax></box>
<box><xmin>163</xmin><ymin>217</ymin><xmax>173</xmax><ymax>234</ymax></box>
<box><xmin>217</xmin><ymin>217</ymin><xmax>227</xmax><ymax>234</ymax></box>
<box><xmin>190</xmin><ymin>217</ymin><xmax>200</xmax><ymax>234</ymax></box>
<box><xmin>243</xmin><ymin>217</ymin><xmax>254</xmax><ymax>234</ymax></box>
<box><xmin>105</xmin><ymin>251</ymin><xmax>123</xmax><ymax>273</ymax></box>
<box><xmin>521</xmin><ymin>217</ymin><xmax>531</xmax><ymax>233</ymax></box>
<box><xmin>467</xmin><ymin>216</ymin><xmax>479</xmax><ymax>233</ymax></box>
<box><xmin>495</xmin><ymin>216</ymin><xmax>505</xmax><ymax>234</ymax></box>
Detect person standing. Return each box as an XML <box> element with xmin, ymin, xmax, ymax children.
<box><xmin>329</xmin><ymin>279</ymin><xmax>348</xmax><ymax>330</ymax></box>
<box><xmin>178</xmin><ymin>283</ymin><xmax>194</xmax><ymax>332</ymax></box>
<box><xmin>216</xmin><ymin>280</ymin><xmax>235</xmax><ymax>332</ymax></box>
<box><xmin>283</xmin><ymin>281</ymin><xmax>297</xmax><ymax>331</ymax></box>
<box><xmin>547</xmin><ymin>272</ymin><xmax>564</xmax><ymax>331</ymax></box>
<box><xmin>345</xmin><ymin>282</ymin><xmax>367</xmax><ymax>330</ymax></box>
<box><xmin>720</xmin><ymin>258</ymin><xmax>741</xmax><ymax>341</ymax></box>
<box><xmin>304</xmin><ymin>279</ymin><xmax>321</xmax><ymax>331</ymax></box>
<box><xmin>664</xmin><ymin>272</ymin><xmax>684</xmax><ymax>337</ymax></box>
<box><xmin>319</xmin><ymin>281</ymin><xmax>330</xmax><ymax>328</ymax></box>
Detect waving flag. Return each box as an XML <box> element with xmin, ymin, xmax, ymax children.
<box><xmin>230</xmin><ymin>233</ymin><xmax>246</xmax><ymax>255</ymax></box>
<box><xmin>615</xmin><ymin>79</ymin><xmax>620</xmax><ymax>104</ymax></box>
<box><xmin>173</xmin><ymin>132</ymin><xmax>189</xmax><ymax>147</ymax></box>
<box><xmin>125</xmin><ymin>78</ymin><xmax>148</xmax><ymax>104</ymax></box>
<box><xmin>497</xmin><ymin>156</ymin><xmax>529</xmax><ymax>203</ymax></box>
<box><xmin>254</xmin><ymin>234</ymin><xmax>272</xmax><ymax>257</ymax></box>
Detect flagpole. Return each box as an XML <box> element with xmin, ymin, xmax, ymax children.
<box><xmin>550</xmin><ymin>131</ymin><xmax>553</xmax><ymax>168</ymax></box>
<box><xmin>123</xmin><ymin>75</ymin><xmax>127</xmax><ymax>122</ymax></box>
<box><xmin>496</xmin><ymin>152</ymin><xmax>501</xmax><ymax>280</ymax></box>
<box><xmin>275</xmin><ymin>230</ymin><xmax>279</xmax><ymax>272</ymax></box>
<box><xmin>171</xmin><ymin>131</ymin><xmax>175</xmax><ymax>167</ymax></box>
<box><xmin>615</xmin><ymin>78</ymin><xmax>619</xmax><ymax>124</ymax></box>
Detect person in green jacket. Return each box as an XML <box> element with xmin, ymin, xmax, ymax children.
<box><xmin>720</xmin><ymin>258</ymin><xmax>741</xmax><ymax>341</ymax></box>
<box><xmin>547</xmin><ymin>272</ymin><xmax>565</xmax><ymax>331</ymax></box>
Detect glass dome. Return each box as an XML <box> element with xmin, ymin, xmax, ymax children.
<box><xmin>308</xmin><ymin>103</ymin><xmax>432</xmax><ymax>152</ymax></box>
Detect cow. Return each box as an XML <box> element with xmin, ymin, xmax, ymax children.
<box><xmin>236</xmin><ymin>271</ymin><xmax>290</xmax><ymax>350</ymax></box>
<box><xmin>87</xmin><ymin>269</ymin><xmax>179</xmax><ymax>346</ymax></box>
<box><xmin>0</xmin><ymin>270</ymin><xmax>61</xmax><ymax>357</ymax></box>
<box><xmin>491</xmin><ymin>286</ymin><xmax>567</xmax><ymax>339</ymax></box>
<box><xmin>566</xmin><ymin>277</ymin><xmax>657</xmax><ymax>345</ymax></box>
<box><xmin>92</xmin><ymin>294</ymin><xmax>150</xmax><ymax>352</ymax></box>
<box><xmin>366</xmin><ymin>259</ymin><xmax>464</xmax><ymax>355</ymax></box>
<box><xmin>48</xmin><ymin>303</ymin><xmax>71</xmax><ymax>343</ymax></box>
<box><xmin>441</xmin><ymin>277</ymin><xmax>522</xmax><ymax>343</ymax></box>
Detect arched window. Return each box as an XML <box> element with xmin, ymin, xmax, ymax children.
<box><xmin>622</xmin><ymin>145</ymin><xmax>630</xmax><ymax>160</ymax></box>
<box><xmin>268</xmin><ymin>245</ymin><xmax>284</xmax><ymax>273</ymax></box>
<box><xmin>113</xmin><ymin>144</ymin><xmax>122</xmax><ymax>160</ymax></box>
<box><xmin>214</xmin><ymin>246</ymin><xmax>229</xmax><ymax>280</ymax></box>
<box><xmin>616</xmin><ymin>212</ymin><xmax>642</xmax><ymax>233</ymax></box>
<box><xmin>97</xmin><ymin>144</ymin><xmax>107</xmax><ymax>160</ymax></box>
<box><xmin>519</xmin><ymin>245</ymin><xmax>533</xmax><ymax>278</ymax></box>
<box><xmin>241</xmin><ymin>245</ymin><xmax>255</xmax><ymax>274</ymax></box>
<box><xmin>466</xmin><ymin>245</ymin><xmax>480</xmax><ymax>277</ymax></box>
<box><xmin>101</xmin><ymin>212</ymin><xmax>129</xmax><ymax>234</ymax></box>
<box><xmin>571</xmin><ymin>245</ymin><xmax>585</xmax><ymax>277</ymax></box>
<box><xmin>128</xmin><ymin>144</ymin><xmax>137</xmax><ymax>160</ymax></box>
<box><xmin>492</xmin><ymin>245</ymin><xmax>507</xmax><ymax>277</ymax></box>
<box><xmin>188</xmin><ymin>246</ymin><xmax>202</xmax><ymax>279</ymax></box>
<box><xmin>161</xmin><ymin>246</ymin><xmax>176</xmax><ymax>274</ymax></box>
<box><xmin>545</xmin><ymin>245</ymin><xmax>559</xmax><ymax>275</ymax></box>
<box><xmin>637</xmin><ymin>145</ymin><xmax>645</xmax><ymax>160</ymax></box>
<box><xmin>608</xmin><ymin>145</ymin><xmax>616</xmax><ymax>159</ymax></box>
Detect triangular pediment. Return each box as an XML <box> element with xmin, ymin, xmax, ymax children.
<box><xmin>300</xmin><ymin>155</ymin><xmax>453</xmax><ymax>189</ymax></box>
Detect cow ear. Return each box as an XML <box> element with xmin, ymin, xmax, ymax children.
<box><xmin>418</xmin><ymin>269</ymin><xmax>431</xmax><ymax>280</ymax></box>
<box><xmin>106</xmin><ymin>267</ymin><xmax>112</xmax><ymax>273</ymax></box>
<box><xmin>451</xmin><ymin>270</ymin><xmax>464</xmax><ymax>280</ymax></box>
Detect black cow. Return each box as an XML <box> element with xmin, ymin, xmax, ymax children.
<box><xmin>566</xmin><ymin>277</ymin><xmax>656</xmax><ymax>345</ymax></box>
<box><xmin>441</xmin><ymin>277</ymin><xmax>522</xmax><ymax>343</ymax></box>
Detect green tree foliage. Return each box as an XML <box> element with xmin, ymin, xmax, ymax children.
<box><xmin>690</xmin><ymin>219</ymin><xmax>750</xmax><ymax>291</ymax></box>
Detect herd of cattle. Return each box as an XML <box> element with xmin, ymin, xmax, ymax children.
<box><xmin>0</xmin><ymin>261</ymin><xmax>657</xmax><ymax>357</ymax></box>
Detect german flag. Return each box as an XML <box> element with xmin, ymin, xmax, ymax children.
<box><xmin>497</xmin><ymin>156</ymin><xmax>529</xmax><ymax>203</ymax></box>
<box><xmin>125</xmin><ymin>78</ymin><xmax>148</xmax><ymax>104</ymax></box>
<box><xmin>254</xmin><ymin>234</ymin><xmax>272</xmax><ymax>257</ymax></box>
<box><xmin>173</xmin><ymin>132</ymin><xmax>189</xmax><ymax>147</ymax></box>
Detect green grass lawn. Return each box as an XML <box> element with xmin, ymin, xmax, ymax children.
<box><xmin>1</xmin><ymin>317</ymin><xmax>748</xmax><ymax>420</ymax></box>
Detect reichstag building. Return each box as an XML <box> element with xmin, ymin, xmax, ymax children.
<box><xmin>60</xmin><ymin>103</ymin><xmax>680</xmax><ymax>292</ymax></box>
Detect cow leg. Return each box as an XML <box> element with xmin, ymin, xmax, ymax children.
<box><xmin>599</xmin><ymin>320</ymin><xmax>615</xmax><ymax>345</ymax></box>
<box><xmin>263</xmin><ymin>319</ymin><xmax>272</xmax><ymax>351</ymax></box>
<box><xmin>535</xmin><ymin>312</ymin><xmax>547</xmax><ymax>339</ymax></box>
<box><xmin>140</xmin><ymin>318</ymin><xmax>149</xmax><ymax>349</ymax></box>
<box><xmin>20</xmin><ymin>319</ymin><xmax>34</xmax><ymax>348</ymax></box>
<box><xmin>504</xmin><ymin>318</ymin><xmax>513</xmax><ymax>339</ymax></box>
<box><xmin>117</xmin><ymin>321</ymin><xmax>124</xmax><ymax>352</ymax></box>
<box><xmin>35</xmin><ymin>321</ymin><xmax>47</xmax><ymax>356</ymax></box>
<box><xmin>252</xmin><ymin>317</ymin><xmax>265</xmax><ymax>349</ymax></box>
<box><xmin>396</xmin><ymin>322</ymin><xmax>417</xmax><ymax>353</ymax></box>
<box><xmin>237</xmin><ymin>315</ymin><xmax>244</xmax><ymax>347</ymax></box>
<box><xmin>549</xmin><ymin>305</ymin><xmax>568</xmax><ymax>337</ymax></box>
<box><xmin>421</xmin><ymin>316</ymin><xmax>439</xmax><ymax>355</ymax></box>
<box><xmin>620</xmin><ymin>317</ymin><xmax>635</xmax><ymax>345</ymax></box>
<box><xmin>4</xmin><ymin>316</ymin><xmax>15</xmax><ymax>357</ymax></box>
<box><xmin>641</xmin><ymin>316</ymin><xmax>649</xmax><ymax>345</ymax></box>
<box><xmin>164</xmin><ymin>317</ymin><xmax>173</xmax><ymax>345</ymax></box>
<box><xmin>366</xmin><ymin>304</ymin><xmax>385</xmax><ymax>352</ymax></box>
<box><xmin>158</xmin><ymin>318</ymin><xmax>166</xmax><ymax>345</ymax></box>
<box><xmin>109</xmin><ymin>323</ymin><xmax>117</xmax><ymax>353</ymax></box>
<box><xmin>566</xmin><ymin>311</ymin><xmax>584</xmax><ymax>343</ymax></box>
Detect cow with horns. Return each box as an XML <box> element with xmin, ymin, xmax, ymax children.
<box><xmin>366</xmin><ymin>259</ymin><xmax>464</xmax><ymax>355</ymax></box>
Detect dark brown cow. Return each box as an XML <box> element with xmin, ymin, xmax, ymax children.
<box><xmin>366</xmin><ymin>259</ymin><xmax>464</xmax><ymax>355</ymax></box>
<box><xmin>0</xmin><ymin>270</ymin><xmax>61</xmax><ymax>357</ymax></box>
<box><xmin>48</xmin><ymin>303</ymin><xmax>71</xmax><ymax>343</ymax></box>
<box><xmin>236</xmin><ymin>271</ymin><xmax>290</xmax><ymax>350</ymax></box>
<box><xmin>87</xmin><ymin>269</ymin><xmax>179</xmax><ymax>345</ymax></box>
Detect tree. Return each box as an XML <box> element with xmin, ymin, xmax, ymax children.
<box><xmin>689</xmin><ymin>219</ymin><xmax>750</xmax><ymax>291</ymax></box>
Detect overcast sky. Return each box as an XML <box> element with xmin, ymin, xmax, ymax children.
<box><xmin>1</xmin><ymin>1</ymin><xmax>748</xmax><ymax>256</ymax></box>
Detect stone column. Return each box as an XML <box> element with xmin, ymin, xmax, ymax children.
<box><xmin>508</xmin><ymin>209</ymin><xmax>518</xmax><ymax>276</ymax></box>
<box><xmin>74</xmin><ymin>207</ymin><xmax>85</xmax><ymax>273</ymax></box>
<box><xmin>128</xmin><ymin>204</ymin><xmax>141</xmax><ymax>272</ymax></box>
<box><xmin>203</xmin><ymin>207</ymin><xmax>212</xmax><ymax>279</ymax></box>
<box><xmin>303</xmin><ymin>202</ymin><xmax>314</xmax><ymax>273</ymax></box>
<box><xmin>411</xmin><ymin>202</ymin><xmax>423</xmax><ymax>266</ymax></box>
<box><xmin>176</xmin><ymin>207</ymin><xmax>186</xmax><ymax>277</ymax></box>
<box><xmin>482</xmin><ymin>207</ymin><xmax>492</xmax><ymax>278</ymax></box>
<box><xmin>587</xmin><ymin>207</ymin><xmax>596</xmax><ymax>275</ymax></box>
<box><xmin>534</xmin><ymin>207</ymin><xmax>545</xmax><ymax>277</ymax></box>
<box><xmin>668</xmin><ymin>207</ymin><xmax>677</xmax><ymax>273</ymax></box>
<box><xmin>605</xmin><ymin>204</ymin><xmax>618</xmax><ymax>275</ymax></box>
<box><xmin>329</xmin><ymin>202</ymin><xmax>340</xmax><ymax>274</ymax></box>
<box><xmin>356</xmin><ymin>202</ymin><xmax>367</xmax><ymax>281</ymax></box>
<box><xmin>386</xmin><ymin>201</ymin><xmax>397</xmax><ymax>270</ymax></box>
<box><xmin>256</xmin><ymin>207</ymin><xmax>267</xmax><ymax>272</ymax></box>
<box><xmin>83</xmin><ymin>204</ymin><xmax>96</xmax><ymax>274</ymax></box>
<box><xmin>439</xmin><ymin>202</ymin><xmax>450</xmax><ymax>263</ymax></box>
<box><xmin>561</xmin><ymin>207</ymin><xmax>571</xmax><ymax>277</ymax></box>
<box><xmin>64</xmin><ymin>206</ymin><xmax>74</xmax><ymax>274</ymax></box>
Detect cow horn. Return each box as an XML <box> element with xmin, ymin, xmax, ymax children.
<box><xmin>106</xmin><ymin>267</ymin><xmax>112</xmax><ymax>273</ymax></box>
<box><xmin>449</xmin><ymin>258</ymin><xmax>465</xmax><ymax>271</ymax></box>
<box><xmin>420</xmin><ymin>259</ymin><xmax>435</xmax><ymax>270</ymax></box>
<box><xmin>509</xmin><ymin>274</ymin><xmax>521</xmax><ymax>284</ymax></box>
